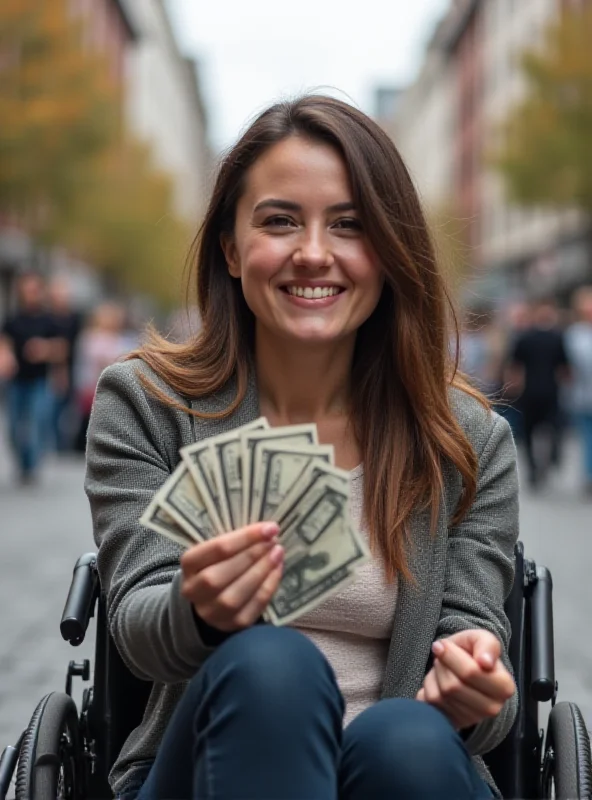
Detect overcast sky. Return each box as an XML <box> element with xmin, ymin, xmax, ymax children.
<box><xmin>165</xmin><ymin>0</ymin><xmax>450</xmax><ymax>152</ymax></box>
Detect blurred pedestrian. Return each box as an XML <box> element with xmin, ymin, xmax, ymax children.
<box><xmin>73</xmin><ymin>302</ymin><xmax>129</xmax><ymax>452</ymax></box>
<box><xmin>47</xmin><ymin>278</ymin><xmax>83</xmax><ymax>452</ymax></box>
<box><xmin>496</xmin><ymin>301</ymin><xmax>533</xmax><ymax>441</ymax></box>
<box><xmin>565</xmin><ymin>286</ymin><xmax>592</xmax><ymax>496</ymax></box>
<box><xmin>457</xmin><ymin>308</ymin><xmax>500</xmax><ymax>397</ymax></box>
<box><xmin>0</xmin><ymin>273</ymin><xmax>67</xmax><ymax>483</ymax></box>
<box><xmin>508</xmin><ymin>299</ymin><xmax>570</xmax><ymax>487</ymax></box>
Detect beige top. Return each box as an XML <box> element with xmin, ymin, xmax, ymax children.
<box><xmin>293</xmin><ymin>464</ymin><xmax>398</xmax><ymax>726</ymax></box>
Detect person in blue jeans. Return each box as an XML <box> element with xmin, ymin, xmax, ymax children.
<box><xmin>1</xmin><ymin>273</ymin><xmax>66</xmax><ymax>482</ymax></box>
<box><xmin>566</xmin><ymin>286</ymin><xmax>592</xmax><ymax>497</ymax></box>
<box><xmin>87</xmin><ymin>95</ymin><xmax>518</xmax><ymax>800</ymax></box>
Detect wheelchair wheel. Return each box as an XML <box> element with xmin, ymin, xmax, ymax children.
<box><xmin>15</xmin><ymin>692</ymin><xmax>83</xmax><ymax>800</ymax></box>
<box><xmin>542</xmin><ymin>701</ymin><xmax>592</xmax><ymax>799</ymax></box>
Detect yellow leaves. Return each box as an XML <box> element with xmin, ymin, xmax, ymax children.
<box><xmin>494</xmin><ymin>4</ymin><xmax>592</xmax><ymax>212</ymax></box>
<box><xmin>0</xmin><ymin>0</ymin><xmax>190</xmax><ymax>307</ymax></box>
<box><xmin>59</xmin><ymin>137</ymin><xmax>192</xmax><ymax>307</ymax></box>
<box><xmin>0</xmin><ymin>0</ymin><xmax>119</xmax><ymax>211</ymax></box>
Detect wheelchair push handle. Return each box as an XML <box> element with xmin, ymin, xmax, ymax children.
<box><xmin>530</xmin><ymin>565</ymin><xmax>556</xmax><ymax>702</ymax></box>
<box><xmin>0</xmin><ymin>744</ymin><xmax>19</xmax><ymax>800</ymax></box>
<box><xmin>60</xmin><ymin>552</ymin><xmax>99</xmax><ymax>646</ymax></box>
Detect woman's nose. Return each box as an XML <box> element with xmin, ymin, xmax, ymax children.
<box><xmin>292</xmin><ymin>230</ymin><xmax>334</xmax><ymax>269</ymax></box>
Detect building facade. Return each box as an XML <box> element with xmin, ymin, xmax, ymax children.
<box><xmin>387</xmin><ymin>0</ymin><xmax>591</xmax><ymax>308</ymax></box>
<box><xmin>388</xmin><ymin>18</ymin><xmax>457</xmax><ymax>215</ymax></box>
<box><xmin>123</xmin><ymin>0</ymin><xmax>211</xmax><ymax>225</ymax></box>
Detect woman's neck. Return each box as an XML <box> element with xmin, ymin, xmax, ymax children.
<box><xmin>255</xmin><ymin>331</ymin><xmax>355</xmax><ymax>425</ymax></box>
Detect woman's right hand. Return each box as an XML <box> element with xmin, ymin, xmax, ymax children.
<box><xmin>180</xmin><ymin>522</ymin><xmax>284</xmax><ymax>632</ymax></box>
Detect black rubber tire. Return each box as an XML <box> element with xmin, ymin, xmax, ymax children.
<box><xmin>544</xmin><ymin>701</ymin><xmax>592</xmax><ymax>799</ymax></box>
<box><xmin>15</xmin><ymin>692</ymin><xmax>82</xmax><ymax>800</ymax></box>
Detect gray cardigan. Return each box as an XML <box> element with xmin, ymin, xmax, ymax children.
<box><xmin>85</xmin><ymin>358</ymin><xmax>519</xmax><ymax>796</ymax></box>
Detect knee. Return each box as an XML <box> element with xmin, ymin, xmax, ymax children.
<box><xmin>199</xmin><ymin>625</ymin><xmax>340</xmax><ymax>708</ymax></box>
<box><xmin>345</xmin><ymin>699</ymin><xmax>465</xmax><ymax>780</ymax></box>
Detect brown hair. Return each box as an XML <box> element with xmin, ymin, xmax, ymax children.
<box><xmin>131</xmin><ymin>94</ymin><xmax>487</xmax><ymax>582</ymax></box>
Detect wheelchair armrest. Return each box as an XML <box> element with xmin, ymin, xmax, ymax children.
<box><xmin>530</xmin><ymin>564</ymin><xmax>556</xmax><ymax>702</ymax></box>
<box><xmin>60</xmin><ymin>552</ymin><xmax>100</xmax><ymax>646</ymax></box>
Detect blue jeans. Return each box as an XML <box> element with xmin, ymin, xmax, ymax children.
<box><xmin>576</xmin><ymin>412</ymin><xmax>592</xmax><ymax>482</ymax></box>
<box><xmin>122</xmin><ymin>627</ymin><xmax>492</xmax><ymax>799</ymax></box>
<box><xmin>6</xmin><ymin>378</ymin><xmax>49</xmax><ymax>476</ymax></box>
<box><xmin>49</xmin><ymin>389</ymin><xmax>73</xmax><ymax>452</ymax></box>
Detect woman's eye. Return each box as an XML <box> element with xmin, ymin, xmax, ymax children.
<box><xmin>333</xmin><ymin>218</ymin><xmax>363</xmax><ymax>231</ymax></box>
<box><xmin>264</xmin><ymin>215</ymin><xmax>294</xmax><ymax>228</ymax></box>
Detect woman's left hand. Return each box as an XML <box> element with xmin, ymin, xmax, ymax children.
<box><xmin>416</xmin><ymin>629</ymin><xmax>516</xmax><ymax>731</ymax></box>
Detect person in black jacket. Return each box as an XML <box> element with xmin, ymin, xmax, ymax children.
<box><xmin>508</xmin><ymin>299</ymin><xmax>570</xmax><ymax>487</ymax></box>
<box><xmin>0</xmin><ymin>273</ymin><xmax>67</xmax><ymax>482</ymax></box>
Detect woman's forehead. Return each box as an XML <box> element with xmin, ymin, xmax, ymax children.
<box><xmin>242</xmin><ymin>137</ymin><xmax>353</xmax><ymax>205</ymax></box>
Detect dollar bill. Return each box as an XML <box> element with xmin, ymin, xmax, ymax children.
<box><xmin>155</xmin><ymin>461</ymin><xmax>218</xmax><ymax>541</ymax></box>
<box><xmin>241</xmin><ymin>426</ymin><xmax>319</xmax><ymax>524</ymax></box>
<box><xmin>180</xmin><ymin>439</ymin><xmax>227</xmax><ymax>534</ymax></box>
<box><xmin>210</xmin><ymin>417</ymin><xmax>269</xmax><ymax>530</ymax></box>
<box><xmin>254</xmin><ymin>444</ymin><xmax>334</xmax><ymax>523</ymax></box>
<box><xmin>140</xmin><ymin>498</ymin><xmax>197</xmax><ymax>549</ymax></box>
<box><xmin>273</xmin><ymin>459</ymin><xmax>350</xmax><ymax>529</ymax></box>
<box><xmin>265</xmin><ymin>473</ymin><xmax>369</xmax><ymax>626</ymax></box>
<box><xmin>141</xmin><ymin>418</ymin><xmax>371</xmax><ymax>628</ymax></box>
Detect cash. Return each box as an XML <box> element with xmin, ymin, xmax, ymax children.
<box><xmin>139</xmin><ymin>419</ymin><xmax>369</xmax><ymax>625</ymax></box>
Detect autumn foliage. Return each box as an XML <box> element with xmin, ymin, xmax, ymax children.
<box><xmin>496</xmin><ymin>4</ymin><xmax>592</xmax><ymax>213</ymax></box>
<box><xmin>0</xmin><ymin>0</ymin><xmax>191</xmax><ymax>306</ymax></box>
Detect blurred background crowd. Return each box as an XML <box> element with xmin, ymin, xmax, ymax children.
<box><xmin>457</xmin><ymin>292</ymin><xmax>592</xmax><ymax>495</ymax></box>
<box><xmin>0</xmin><ymin>0</ymin><xmax>591</xmax><ymax>494</ymax></box>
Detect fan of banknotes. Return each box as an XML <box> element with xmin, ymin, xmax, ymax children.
<box><xmin>140</xmin><ymin>418</ymin><xmax>370</xmax><ymax>626</ymax></box>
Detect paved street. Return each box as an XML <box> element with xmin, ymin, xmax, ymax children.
<box><xmin>0</xmin><ymin>422</ymin><xmax>590</xmax><ymax>766</ymax></box>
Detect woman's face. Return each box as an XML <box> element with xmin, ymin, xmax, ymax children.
<box><xmin>223</xmin><ymin>136</ymin><xmax>384</xmax><ymax>349</ymax></box>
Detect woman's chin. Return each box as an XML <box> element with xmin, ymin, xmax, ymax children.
<box><xmin>270</xmin><ymin>325</ymin><xmax>349</xmax><ymax>349</ymax></box>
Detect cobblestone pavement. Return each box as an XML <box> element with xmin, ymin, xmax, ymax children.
<box><xmin>0</xmin><ymin>424</ymin><xmax>590</xmax><ymax>770</ymax></box>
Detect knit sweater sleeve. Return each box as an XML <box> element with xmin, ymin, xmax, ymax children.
<box><xmin>84</xmin><ymin>361</ymin><xmax>217</xmax><ymax>684</ymax></box>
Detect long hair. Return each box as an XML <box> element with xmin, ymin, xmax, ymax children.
<box><xmin>131</xmin><ymin>94</ymin><xmax>487</xmax><ymax>582</ymax></box>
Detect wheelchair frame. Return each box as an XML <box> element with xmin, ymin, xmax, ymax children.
<box><xmin>0</xmin><ymin>542</ymin><xmax>590</xmax><ymax>799</ymax></box>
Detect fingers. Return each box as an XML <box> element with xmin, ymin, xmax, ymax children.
<box><xmin>420</xmin><ymin>660</ymin><xmax>509</xmax><ymax>731</ymax></box>
<box><xmin>432</xmin><ymin>658</ymin><xmax>507</xmax><ymax>720</ymax></box>
<box><xmin>181</xmin><ymin>538</ymin><xmax>276</xmax><ymax>600</ymax></box>
<box><xmin>181</xmin><ymin>522</ymin><xmax>279</xmax><ymax>573</ymax></box>
<box><xmin>230</xmin><ymin>563</ymin><xmax>284</xmax><ymax>628</ymax></box>
<box><xmin>421</xmin><ymin>669</ymin><xmax>466</xmax><ymax>729</ymax></box>
<box><xmin>432</xmin><ymin>639</ymin><xmax>515</xmax><ymax>702</ymax></box>
<box><xmin>471</xmin><ymin>630</ymin><xmax>501</xmax><ymax>671</ymax></box>
<box><xmin>444</xmin><ymin>629</ymin><xmax>501</xmax><ymax>671</ymax></box>
<box><xmin>182</xmin><ymin>537</ymin><xmax>285</xmax><ymax>632</ymax></box>
<box><xmin>208</xmin><ymin>544</ymin><xmax>284</xmax><ymax>620</ymax></box>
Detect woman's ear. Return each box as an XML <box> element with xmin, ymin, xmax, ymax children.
<box><xmin>220</xmin><ymin>234</ymin><xmax>241</xmax><ymax>278</ymax></box>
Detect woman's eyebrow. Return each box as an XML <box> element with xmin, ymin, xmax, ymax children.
<box><xmin>253</xmin><ymin>199</ymin><xmax>356</xmax><ymax>213</ymax></box>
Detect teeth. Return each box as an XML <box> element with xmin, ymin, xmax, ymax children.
<box><xmin>286</xmin><ymin>286</ymin><xmax>341</xmax><ymax>298</ymax></box>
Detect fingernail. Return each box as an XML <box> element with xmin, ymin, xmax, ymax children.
<box><xmin>481</xmin><ymin>652</ymin><xmax>494</xmax><ymax>668</ymax></box>
<box><xmin>270</xmin><ymin>544</ymin><xmax>284</xmax><ymax>566</ymax></box>
<box><xmin>432</xmin><ymin>640</ymin><xmax>444</xmax><ymax>656</ymax></box>
<box><xmin>261</xmin><ymin>522</ymin><xmax>280</xmax><ymax>539</ymax></box>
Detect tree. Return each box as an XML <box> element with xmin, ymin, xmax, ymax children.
<box><xmin>62</xmin><ymin>139</ymin><xmax>193</xmax><ymax>308</ymax></box>
<box><xmin>0</xmin><ymin>0</ymin><xmax>119</xmax><ymax>242</ymax></box>
<box><xmin>0</xmin><ymin>1</ymin><xmax>193</xmax><ymax>307</ymax></box>
<box><xmin>495</xmin><ymin>4</ymin><xmax>592</xmax><ymax>213</ymax></box>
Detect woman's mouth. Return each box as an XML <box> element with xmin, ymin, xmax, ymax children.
<box><xmin>281</xmin><ymin>285</ymin><xmax>344</xmax><ymax>299</ymax></box>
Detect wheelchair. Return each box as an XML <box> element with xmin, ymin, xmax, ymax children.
<box><xmin>1</xmin><ymin>542</ymin><xmax>590</xmax><ymax>800</ymax></box>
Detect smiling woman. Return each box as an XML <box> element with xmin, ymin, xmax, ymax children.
<box><xmin>85</xmin><ymin>95</ymin><xmax>519</xmax><ymax>800</ymax></box>
<box><xmin>221</xmin><ymin>136</ymin><xmax>384</xmax><ymax>357</ymax></box>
